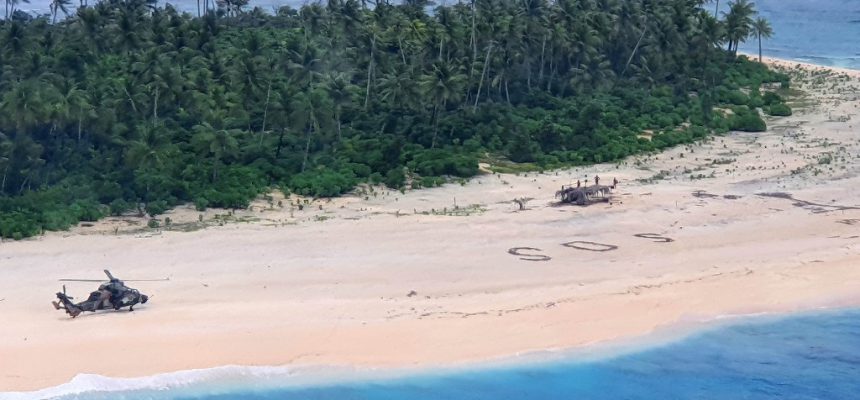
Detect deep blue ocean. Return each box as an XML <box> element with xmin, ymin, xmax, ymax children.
<box><xmin>20</xmin><ymin>309</ymin><xmax>857</xmax><ymax>400</ymax></box>
<box><xmin>735</xmin><ymin>0</ymin><xmax>860</xmax><ymax>70</ymax></box>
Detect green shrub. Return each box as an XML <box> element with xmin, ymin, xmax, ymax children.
<box><xmin>194</xmin><ymin>197</ymin><xmax>209</xmax><ymax>211</ymax></box>
<box><xmin>723</xmin><ymin>90</ymin><xmax>749</xmax><ymax>106</ymax></box>
<box><xmin>767</xmin><ymin>103</ymin><xmax>792</xmax><ymax>116</ymax></box>
<box><xmin>384</xmin><ymin>168</ymin><xmax>406</xmax><ymax>189</ymax></box>
<box><xmin>730</xmin><ymin>108</ymin><xmax>767</xmax><ymax>132</ymax></box>
<box><xmin>73</xmin><ymin>200</ymin><xmax>105</xmax><ymax>221</ymax></box>
<box><xmin>289</xmin><ymin>168</ymin><xmax>357</xmax><ymax>197</ymax></box>
<box><xmin>145</xmin><ymin>200</ymin><xmax>169</xmax><ymax>216</ymax></box>
<box><xmin>109</xmin><ymin>199</ymin><xmax>131</xmax><ymax>216</ymax></box>
<box><xmin>762</xmin><ymin>91</ymin><xmax>783</xmax><ymax>106</ymax></box>
<box><xmin>507</xmin><ymin>133</ymin><xmax>541</xmax><ymax>163</ymax></box>
<box><xmin>748</xmin><ymin>92</ymin><xmax>765</xmax><ymax>108</ymax></box>
<box><xmin>408</xmin><ymin>148</ymin><xmax>479</xmax><ymax>177</ymax></box>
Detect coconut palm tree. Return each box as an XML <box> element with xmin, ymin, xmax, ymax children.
<box><xmin>290</xmin><ymin>88</ymin><xmax>332</xmax><ymax>172</ymax></box>
<box><xmin>723</xmin><ymin>0</ymin><xmax>756</xmax><ymax>55</ymax></box>
<box><xmin>323</xmin><ymin>72</ymin><xmax>356</xmax><ymax>146</ymax></box>
<box><xmin>420</xmin><ymin>60</ymin><xmax>466</xmax><ymax>148</ymax></box>
<box><xmin>750</xmin><ymin>17</ymin><xmax>773</xmax><ymax>63</ymax></box>
<box><xmin>50</xmin><ymin>0</ymin><xmax>72</xmax><ymax>23</ymax></box>
<box><xmin>191</xmin><ymin>122</ymin><xmax>240</xmax><ymax>183</ymax></box>
<box><xmin>5</xmin><ymin>0</ymin><xmax>31</xmax><ymax>20</ymax></box>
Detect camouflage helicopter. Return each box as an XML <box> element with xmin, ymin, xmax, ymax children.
<box><xmin>52</xmin><ymin>270</ymin><xmax>163</xmax><ymax>318</ymax></box>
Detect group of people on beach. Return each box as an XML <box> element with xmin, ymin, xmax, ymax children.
<box><xmin>574</xmin><ymin>175</ymin><xmax>618</xmax><ymax>189</ymax></box>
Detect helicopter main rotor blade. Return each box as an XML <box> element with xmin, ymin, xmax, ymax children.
<box><xmin>121</xmin><ymin>278</ymin><xmax>171</xmax><ymax>282</ymax></box>
<box><xmin>58</xmin><ymin>278</ymin><xmax>170</xmax><ymax>282</ymax></box>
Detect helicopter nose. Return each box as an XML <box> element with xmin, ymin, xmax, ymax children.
<box><xmin>141</xmin><ymin>295</ymin><xmax>149</xmax><ymax>304</ymax></box>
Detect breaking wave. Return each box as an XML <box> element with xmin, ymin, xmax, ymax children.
<box><xmin>0</xmin><ymin>309</ymin><xmax>838</xmax><ymax>400</ymax></box>
<box><xmin>0</xmin><ymin>365</ymin><xmax>367</xmax><ymax>400</ymax></box>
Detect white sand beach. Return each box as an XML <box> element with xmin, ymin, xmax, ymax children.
<box><xmin>2</xmin><ymin>59</ymin><xmax>860</xmax><ymax>392</ymax></box>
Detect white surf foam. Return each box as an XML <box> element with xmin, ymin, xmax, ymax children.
<box><xmin>0</xmin><ymin>364</ymin><xmax>361</xmax><ymax>400</ymax></box>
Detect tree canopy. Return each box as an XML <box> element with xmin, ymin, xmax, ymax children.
<box><xmin>0</xmin><ymin>0</ymin><xmax>788</xmax><ymax>239</ymax></box>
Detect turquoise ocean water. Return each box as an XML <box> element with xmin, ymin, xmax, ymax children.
<box><xmin>11</xmin><ymin>309</ymin><xmax>859</xmax><ymax>400</ymax></box>
<box><xmin>735</xmin><ymin>0</ymin><xmax>860</xmax><ymax>69</ymax></box>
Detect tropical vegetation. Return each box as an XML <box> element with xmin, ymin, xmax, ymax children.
<box><xmin>0</xmin><ymin>0</ymin><xmax>789</xmax><ymax>239</ymax></box>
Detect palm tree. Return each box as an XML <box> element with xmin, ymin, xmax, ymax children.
<box><xmin>50</xmin><ymin>0</ymin><xmax>72</xmax><ymax>24</ymax></box>
<box><xmin>750</xmin><ymin>17</ymin><xmax>773</xmax><ymax>63</ymax></box>
<box><xmin>290</xmin><ymin>88</ymin><xmax>332</xmax><ymax>172</ymax></box>
<box><xmin>5</xmin><ymin>0</ymin><xmax>31</xmax><ymax>19</ymax></box>
<box><xmin>3</xmin><ymin>21</ymin><xmax>28</xmax><ymax>56</ymax></box>
<box><xmin>0</xmin><ymin>81</ymin><xmax>43</xmax><ymax>134</ymax></box>
<box><xmin>323</xmin><ymin>72</ymin><xmax>356</xmax><ymax>146</ymax></box>
<box><xmin>191</xmin><ymin>122</ymin><xmax>240</xmax><ymax>183</ymax></box>
<box><xmin>0</xmin><ymin>133</ymin><xmax>11</xmax><ymax>194</ymax></box>
<box><xmin>420</xmin><ymin>61</ymin><xmax>466</xmax><ymax>148</ymax></box>
<box><xmin>723</xmin><ymin>0</ymin><xmax>756</xmax><ymax>55</ymax></box>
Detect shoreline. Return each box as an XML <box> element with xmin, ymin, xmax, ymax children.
<box><xmin>3</xmin><ymin>306</ymin><xmax>856</xmax><ymax>399</ymax></box>
<box><xmin>738</xmin><ymin>52</ymin><xmax>860</xmax><ymax>78</ymax></box>
<box><xmin>2</xmin><ymin>55</ymin><xmax>860</xmax><ymax>393</ymax></box>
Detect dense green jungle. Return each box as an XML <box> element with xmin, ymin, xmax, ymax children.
<box><xmin>0</xmin><ymin>0</ymin><xmax>790</xmax><ymax>239</ymax></box>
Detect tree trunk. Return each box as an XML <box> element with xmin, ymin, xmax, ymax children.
<box><xmin>1</xmin><ymin>164</ymin><xmax>7</xmax><ymax>193</ymax></box>
<box><xmin>335</xmin><ymin>109</ymin><xmax>343</xmax><ymax>145</ymax></box>
<box><xmin>398</xmin><ymin>36</ymin><xmax>408</xmax><ymax>66</ymax></box>
<box><xmin>274</xmin><ymin>128</ymin><xmax>285</xmax><ymax>159</ymax></box>
<box><xmin>539</xmin><ymin>35</ymin><xmax>547</xmax><ymax>84</ymax></box>
<box><xmin>77</xmin><ymin>114</ymin><xmax>83</xmax><ymax>144</ymax></box>
<box><xmin>364</xmin><ymin>36</ymin><xmax>375</xmax><ymax>110</ymax></box>
<box><xmin>19</xmin><ymin>176</ymin><xmax>30</xmax><ymax>195</ymax></box>
<box><xmin>473</xmin><ymin>44</ymin><xmax>493</xmax><ymax>111</ymax></box>
<box><xmin>714</xmin><ymin>0</ymin><xmax>720</xmax><ymax>16</ymax></box>
<box><xmin>259</xmin><ymin>81</ymin><xmax>272</xmax><ymax>145</ymax></box>
<box><xmin>758</xmin><ymin>34</ymin><xmax>762</xmax><ymax>62</ymax></box>
<box><xmin>546</xmin><ymin>57</ymin><xmax>555</xmax><ymax>93</ymax></box>
<box><xmin>153</xmin><ymin>86</ymin><xmax>159</xmax><ymax>122</ymax></box>
<box><xmin>504</xmin><ymin>79</ymin><xmax>510</xmax><ymax>104</ymax></box>
<box><xmin>470</xmin><ymin>0</ymin><xmax>477</xmax><ymax>62</ymax></box>
<box><xmin>622</xmin><ymin>22</ymin><xmax>648</xmax><ymax>77</ymax></box>
<box><xmin>301</xmin><ymin>122</ymin><xmax>313</xmax><ymax>172</ymax></box>
<box><xmin>526</xmin><ymin>57</ymin><xmax>532</xmax><ymax>91</ymax></box>
<box><xmin>431</xmin><ymin>104</ymin><xmax>439</xmax><ymax>148</ymax></box>
<box><xmin>438</xmin><ymin>36</ymin><xmax>444</xmax><ymax>62</ymax></box>
<box><xmin>123</xmin><ymin>86</ymin><xmax>138</xmax><ymax>114</ymax></box>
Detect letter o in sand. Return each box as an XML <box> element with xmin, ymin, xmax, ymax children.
<box><xmin>561</xmin><ymin>241</ymin><xmax>618</xmax><ymax>252</ymax></box>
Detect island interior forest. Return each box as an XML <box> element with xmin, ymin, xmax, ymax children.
<box><xmin>0</xmin><ymin>0</ymin><xmax>790</xmax><ymax>239</ymax></box>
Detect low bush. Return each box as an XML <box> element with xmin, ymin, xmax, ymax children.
<box><xmin>767</xmin><ymin>103</ymin><xmax>792</xmax><ymax>116</ymax></box>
